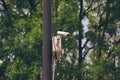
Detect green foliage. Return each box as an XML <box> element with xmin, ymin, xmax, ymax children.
<box><xmin>6</xmin><ymin>57</ymin><xmax>41</xmax><ymax>80</ymax></box>
<box><xmin>0</xmin><ymin>0</ymin><xmax>120</xmax><ymax>80</ymax></box>
<box><xmin>0</xmin><ymin>0</ymin><xmax>42</xmax><ymax>79</ymax></box>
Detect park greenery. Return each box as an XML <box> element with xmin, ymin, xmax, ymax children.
<box><xmin>0</xmin><ymin>0</ymin><xmax>120</xmax><ymax>80</ymax></box>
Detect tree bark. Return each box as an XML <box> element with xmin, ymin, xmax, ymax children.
<box><xmin>78</xmin><ymin>0</ymin><xmax>83</xmax><ymax>67</ymax></box>
<box><xmin>78</xmin><ymin>0</ymin><xmax>84</xmax><ymax>80</ymax></box>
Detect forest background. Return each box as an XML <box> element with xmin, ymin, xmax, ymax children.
<box><xmin>0</xmin><ymin>0</ymin><xmax>120</xmax><ymax>80</ymax></box>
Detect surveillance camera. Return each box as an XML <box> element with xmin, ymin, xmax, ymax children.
<box><xmin>57</xmin><ymin>31</ymin><xmax>69</xmax><ymax>37</ymax></box>
<box><xmin>116</xmin><ymin>21</ymin><xmax>120</xmax><ymax>25</ymax></box>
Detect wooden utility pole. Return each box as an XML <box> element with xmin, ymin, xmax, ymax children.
<box><xmin>43</xmin><ymin>0</ymin><xmax>52</xmax><ymax>80</ymax></box>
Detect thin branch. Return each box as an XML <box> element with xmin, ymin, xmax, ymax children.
<box><xmin>82</xmin><ymin>38</ymin><xmax>89</xmax><ymax>49</ymax></box>
<box><xmin>82</xmin><ymin>46</ymin><xmax>95</xmax><ymax>59</ymax></box>
<box><xmin>82</xmin><ymin>49</ymin><xmax>89</xmax><ymax>59</ymax></box>
<box><xmin>2</xmin><ymin>0</ymin><xmax>7</xmax><ymax>10</ymax></box>
<box><xmin>85</xmin><ymin>2</ymin><xmax>106</xmax><ymax>14</ymax></box>
<box><xmin>107</xmin><ymin>49</ymin><xmax>113</xmax><ymax>58</ymax></box>
<box><xmin>83</xmin><ymin>0</ymin><xmax>94</xmax><ymax>15</ymax></box>
<box><xmin>97</xmin><ymin>10</ymin><xmax>105</xmax><ymax>30</ymax></box>
<box><xmin>35</xmin><ymin>0</ymin><xmax>42</xmax><ymax>7</ymax></box>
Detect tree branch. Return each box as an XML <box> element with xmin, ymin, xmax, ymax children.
<box><xmin>78</xmin><ymin>0</ymin><xmax>83</xmax><ymax>19</ymax></box>
<box><xmin>83</xmin><ymin>0</ymin><xmax>94</xmax><ymax>15</ymax></box>
<box><xmin>82</xmin><ymin>38</ymin><xmax>89</xmax><ymax>49</ymax></box>
<box><xmin>35</xmin><ymin>0</ymin><xmax>42</xmax><ymax>7</ymax></box>
<box><xmin>2</xmin><ymin>0</ymin><xmax>7</xmax><ymax>10</ymax></box>
<box><xmin>82</xmin><ymin>46</ymin><xmax>95</xmax><ymax>59</ymax></box>
<box><xmin>107</xmin><ymin>49</ymin><xmax>113</xmax><ymax>58</ymax></box>
<box><xmin>85</xmin><ymin>2</ymin><xmax>106</xmax><ymax>14</ymax></box>
<box><xmin>29</xmin><ymin>0</ymin><xmax>36</xmax><ymax>11</ymax></box>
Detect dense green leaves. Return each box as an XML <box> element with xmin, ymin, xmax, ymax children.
<box><xmin>0</xmin><ymin>0</ymin><xmax>42</xmax><ymax>79</ymax></box>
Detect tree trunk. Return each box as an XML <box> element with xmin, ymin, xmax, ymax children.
<box><xmin>78</xmin><ymin>0</ymin><xmax>84</xmax><ymax>80</ymax></box>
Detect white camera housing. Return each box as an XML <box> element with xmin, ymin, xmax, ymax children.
<box><xmin>57</xmin><ymin>31</ymin><xmax>69</xmax><ymax>37</ymax></box>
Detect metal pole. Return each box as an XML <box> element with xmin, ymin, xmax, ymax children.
<box><xmin>52</xmin><ymin>59</ymin><xmax>56</xmax><ymax>80</ymax></box>
<box><xmin>43</xmin><ymin>0</ymin><xmax>52</xmax><ymax>80</ymax></box>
